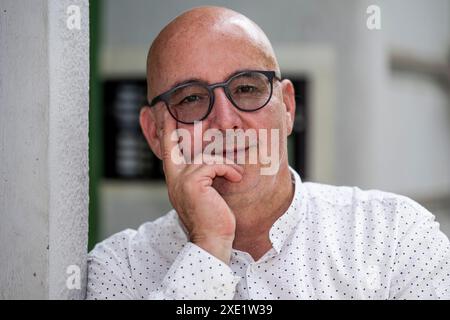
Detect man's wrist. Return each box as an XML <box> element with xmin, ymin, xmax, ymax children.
<box><xmin>192</xmin><ymin>237</ymin><xmax>233</xmax><ymax>264</ymax></box>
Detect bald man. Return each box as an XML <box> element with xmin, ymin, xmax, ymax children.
<box><xmin>87</xmin><ymin>6</ymin><xmax>450</xmax><ymax>300</ymax></box>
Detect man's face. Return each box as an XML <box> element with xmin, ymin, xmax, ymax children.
<box><xmin>146</xmin><ymin>21</ymin><xmax>295</xmax><ymax>196</ymax></box>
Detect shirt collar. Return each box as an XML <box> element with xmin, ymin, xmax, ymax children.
<box><xmin>269</xmin><ymin>167</ymin><xmax>308</xmax><ymax>253</ymax></box>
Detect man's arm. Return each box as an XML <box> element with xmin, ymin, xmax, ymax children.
<box><xmin>389</xmin><ymin>198</ymin><xmax>450</xmax><ymax>299</ymax></box>
<box><xmin>145</xmin><ymin>109</ymin><xmax>244</xmax><ymax>263</ymax></box>
<box><xmin>86</xmin><ymin>237</ymin><xmax>241</xmax><ymax>300</ymax></box>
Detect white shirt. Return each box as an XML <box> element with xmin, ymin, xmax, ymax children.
<box><xmin>87</xmin><ymin>169</ymin><xmax>450</xmax><ymax>300</ymax></box>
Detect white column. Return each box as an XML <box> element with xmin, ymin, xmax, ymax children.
<box><xmin>0</xmin><ymin>0</ymin><xmax>89</xmax><ymax>299</ymax></box>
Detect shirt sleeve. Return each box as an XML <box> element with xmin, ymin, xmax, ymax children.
<box><xmin>147</xmin><ymin>242</ymin><xmax>241</xmax><ymax>300</ymax></box>
<box><xmin>389</xmin><ymin>198</ymin><xmax>450</xmax><ymax>299</ymax></box>
<box><xmin>86</xmin><ymin>235</ymin><xmax>136</xmax><ymax>300</ymax></box>
<box><xmin>86</xmin><ymin>239</ymin><xmax>241</xmax><ymax>300</ymax></box>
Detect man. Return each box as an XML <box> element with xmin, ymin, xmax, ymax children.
<box><xmin>87</xmin><ymin>6</ymin><xmax>450</xmax><ymax>300</ymax></box>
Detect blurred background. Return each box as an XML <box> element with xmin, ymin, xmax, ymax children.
<box><xmin>88</xmin><ymin>0</ymin><xmax>450</xmax><ymax>250</ymax></box>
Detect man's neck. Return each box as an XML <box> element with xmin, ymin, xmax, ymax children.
<box><xmin>225</xmin><ymin>164</ymin><xmax>295</xmax><ymax>261</ymax></box>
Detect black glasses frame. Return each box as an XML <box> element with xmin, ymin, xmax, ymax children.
<box><xmin>149</xmin><ymin>70</ymin><xmax>281</xmax><ymax>124</ymax></box>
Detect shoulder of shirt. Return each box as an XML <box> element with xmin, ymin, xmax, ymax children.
<box><xmin>88</xmin><ymin>209</ymin><xmax>184</xmax><ymax>259</ymax></box>
<box><xmin>302</xmin><ymin>181</ymin><xmax>433</xmax><ymax>220</ymax></box>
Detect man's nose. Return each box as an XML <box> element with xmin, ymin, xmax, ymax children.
<box><xmin>208</xmin><ymin>87</ymin><xmax>243</xmax><ymax>130</ymax></box>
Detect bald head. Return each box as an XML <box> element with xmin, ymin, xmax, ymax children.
<box><xmin>147</xmin><ymin>6</ymin><xmax>279</xmax><ymax>99</ymax></box>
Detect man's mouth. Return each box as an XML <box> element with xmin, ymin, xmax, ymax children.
<box><xmin>221</xmin><ymin>146</ymin><xmax>250</xmax><ymax>157</ymax></box>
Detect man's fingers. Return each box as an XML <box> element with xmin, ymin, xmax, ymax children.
<box><xmin>195</xmin><ymin>163</ymin><xmax>244</xmax><ymax>183</ymax></box>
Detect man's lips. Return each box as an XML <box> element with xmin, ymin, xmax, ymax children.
<box><xmin>188</xmin><ymin>144</ymin><xmax>258</xmax><ymax>158</ymax></box>
<box><xmin>222</xmin><ymin>146</ymin><xmax>249</xmax><ymax>155</ymax></box>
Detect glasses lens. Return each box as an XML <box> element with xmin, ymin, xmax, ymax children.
<box><xmin>228</xmin><ymin>72</ymin><xmax>271</xmax><ymax>110</ymax></box>
<box><xmin>167</xmin><ymin>84</ymin><xmax>210</xmax><ymax>123</ymax></box>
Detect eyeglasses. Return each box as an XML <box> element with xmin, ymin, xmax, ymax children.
<box><xmin>149</xmin><ymin>70</ymin><xmax>281</xmax><ymax>124</ymax></box>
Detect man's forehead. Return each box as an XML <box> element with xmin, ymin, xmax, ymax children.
<box><xmin>152</xmin><ymin>21</ymin><xmax>274</xmax><ymax>69</ymax></box>
<box><xmin>147</xmin><ymin>7</ymin><xmax>278</xmax><ymax>96</ymax></box>
<box><xmin>158</xmin><ymin>35</ymin><xmax>271</xmax><ymax>74</ymax></box>
<box><xmin>151</xmin><ymin>45</ymin><xmax>274</xmax><ymax>94</ymax></box>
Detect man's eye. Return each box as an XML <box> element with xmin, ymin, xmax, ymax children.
<box><xmin>235</xmin><ymin>85</ymin><xmax>257</xmax><ymax>94</ymax></box>
<box><xmin>180</xmin><ymin>95</ymin><xmax>201</xmax><ymax>104</ymax></box>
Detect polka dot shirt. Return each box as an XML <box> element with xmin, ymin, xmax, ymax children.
<box><xmin>87</xmin><ymin>169</ymin><xmax>450</xmax><ymax>300</ymax></box>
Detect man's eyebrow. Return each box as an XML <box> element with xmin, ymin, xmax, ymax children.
<box><xmin>170</xmin><ymin>77</ymin><xmax>205</xmax><ymax>88</ymax></box>
<box><xmin>168</xmin><ymin>68</ymin><xmax>267</xmax><ymax>90</ymax></box>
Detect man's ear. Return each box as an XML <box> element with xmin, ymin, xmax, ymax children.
<box><xmin>140</xmin><ymin>106</ymin><xmax>163</xmax><ymax>159</ymax></box>
<box><xmin>281</xmin><ymin>79</ymin><xmax>296</xmax><ymax>135</ymax></box>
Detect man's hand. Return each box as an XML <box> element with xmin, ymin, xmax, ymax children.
<box><xmin>159</xmin><ymin>112</ymin><xmax>243</xmax><ymax>264</ymax></box>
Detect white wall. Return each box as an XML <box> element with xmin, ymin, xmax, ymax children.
<box><xmin>0</xmin><ymin>0</ymin><xmax>89</xmax><ymax>299</ymax></box>
<box><xmin>372</xmin><ymin>0</ymin><xmax>450</xmax><ymax>197</ymax></box>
